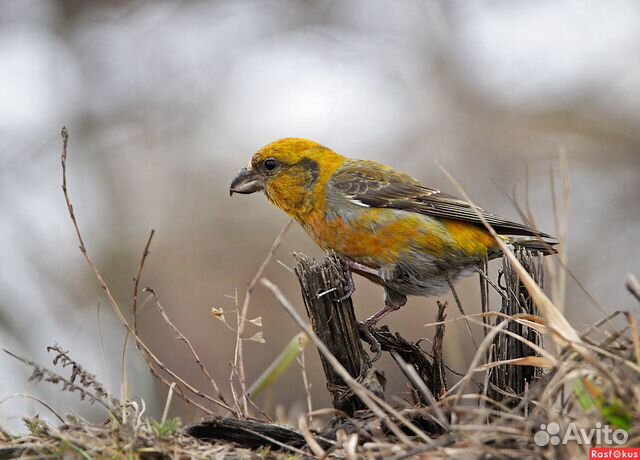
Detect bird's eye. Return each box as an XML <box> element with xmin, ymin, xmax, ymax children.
<box><xmin>263</xmin><ymin>158</ymin><xmax>278</xmax><ymax>171</ymax></box>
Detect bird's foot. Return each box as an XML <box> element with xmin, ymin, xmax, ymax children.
<box><xmin>358</xmin><ymin>320</ymin><xmax>382</xmax><ymax>362</ymax></box>
<box><xmin>333</xmin><ymin>274</ymin><xmax>356</xmax><ymax>302</ymax></box>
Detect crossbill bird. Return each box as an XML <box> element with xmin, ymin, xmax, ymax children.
<box><xmin>230</xmin><ymin>138</ymin><xmax>554</xmax><ymax>355</ymax></box>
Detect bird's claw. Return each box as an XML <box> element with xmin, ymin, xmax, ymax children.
<box><xmin>334</xmin><ymin>284</ymin><xmax>355</xmax><ymax>302</ymax></box>
<box><xmin>358</xmin><ymin>320</ymin><xmax>382</xmax><ymax>362</ymax></box>
<box><xmin>332</xmin><ymin>274</ymin><xmax>356</xmax><ymax>302</ymax></box>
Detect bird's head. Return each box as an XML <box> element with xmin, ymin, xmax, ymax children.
<box><xmin>230</xmin><ymin>138</ymin><xmax>346</xmax><ymax>218</ymax></box>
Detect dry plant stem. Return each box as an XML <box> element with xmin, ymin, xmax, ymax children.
<box><xmin>477</xmin><ymin>260</ymin><xmax>492</xmax><ymax>366</ymax></box>
<box><xmin>579</xmin><ymin>310</ymin><xmax>627</xmax><ymax>339</ymax></box>
<box><xmin>368</xmin><ymin>316</ymin><xmax>446</xmax><ymax>403</ymax></box>
<box><xmin>444</xmin><ymin>316</ymin><xmax>557</xmax><ymax>399</ymax></box>
<box><xmin>261</xmin><ymin>277</ymin><xmax>433</xmax><ymax>446</ymax></box>
<box><xmin>244</xmin><ymin>393</ymin><xmax>273</xmax><ymax>423</ymax></box>
<box><xmin>122</xmin><ymin>230</ymin><xmax>154</xmax><ymax>418</ymax></box>
<box><xmin>505</xmin><ymin>176</ymin><xmax>606</xmax><ymax>315</ymax></box>
<box><xmin>3</xmin><ymin>350</ymin><xmax>114</xmax><ymax>415</ymax></box>
<box><xmin>432</xmin><ymin>301</ymin><xmax>448</xmax><ymax>396</ymax></box>
<box><xmin>60</xmin><ymin>128</ymin><xmax>231</xmax><ymax>415</ymax></box>
<box><xmin>478</xmin><ymin>257</ymin><xmax>490</xmax><ymax>334</ymax></box>
<box><xmin>444</xmin><ymin>272</ymin><xmax>478</xmax><ymax>350</ymax></box>
<box><xmin>95</xmin><ymin>304</ymin><xmax>114</xmax><ymax>411</ymax></box>
<box><xmin>161</xmin><ymin>383</ymin><xmax>176</xmax><ymax>424</ymax></box>
<box><xmin>480</xmin><ymin>344</ymin><xmax>493</xmax><ymax>413</ymax></box>
<box><xmin>474</xmin><ymin>267</ymin><xmax>507</xmax><ymax>300</ymax></box>
<box><xmin>524</xmin><ymin>165</ymin><xmax>539</xmax><ymax>240</ymax></box>
<box><xmin>489</xmin><ymin>249</ymin><xmax>544</xmax><ymax>405</ymax></box>
<box><xmin>0</xmin><ymin>393</ymin><xmax>65</xmax><ymax>424</ymax></box>
<box><xmin>144</xmin><ymin>288</ymin><xmax>230</xmax><ymax>410</ymax></box>
<box><xmin>424</xmin><ymin>311</ymin><xmax>546</xmax><ymax>337</ymax></box>
<box><xmin>132</xmin><ymin>230</ymin><xmax>155</xmax><ymax>333</ymax></box>
<box><xmin>233</xmin><ymin>219</ymin><xmax>292</xmax><ymax>416</ymax></box>
<box><xmin>297</xmin><ymin>339</ymin><xmax>313</xmax><ymax>416</ymax></box>
<box><xmin>624</xmin><ymin>311</ymin><xmax>640</xmax><ymax>366</ymax></box>
<box><xmin>436</xmin><ymin>161</ymin><xmax>584</xmax><ymax>351</ymax></box>
<box><xmin>391</xmin><ymin>352</ymin><xmax>449</xmax><ymax>429</ymax></box>
<box><xmin>47</xmin><ymin>345</ymin><xmax>120</xmax><ymax>408</ymax></box>
<box><xmin>298</xmin><ymin>415</ymin><xmax>325</xmax><ymax>457</ymax></box>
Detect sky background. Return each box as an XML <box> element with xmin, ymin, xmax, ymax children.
<box><xmin>1</xmin><ymin>0</ymin><xmax>639</xmax><ymax>432</ymax></box>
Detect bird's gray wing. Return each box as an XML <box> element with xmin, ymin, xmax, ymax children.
<box><xmin>328</xmin><ymin>160</ymin><xmax>553</xmax><ymax>238</ymax></box>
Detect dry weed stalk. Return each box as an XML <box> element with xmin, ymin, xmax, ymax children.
<box><xmin>3</xmin><ymin>348</ymin><xmax>116</xmax><ymax>414</ymax></box>
<box><xmin>144</xmin><ymin>288</ymin><xmax>229</xmax><ymax>409</ymax></box>
<box><xmin>60</xmin><ymin>127</ymin><xmax>232</xmax><ymax>416</ymax></box>
<box><xmin>231</xmin><ymin>219</ymin><xmax>292</xmax><ymax>416</ymax></box>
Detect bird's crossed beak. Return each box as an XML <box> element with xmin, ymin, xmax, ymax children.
<box><xmin>229</xmin><ymin>166</ymin><xmax>263</xmax><ymax>196</ymax></box>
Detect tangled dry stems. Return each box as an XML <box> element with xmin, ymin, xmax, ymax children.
<box><xmin>4</xmin><ymin>308</ymin><xmax>638</xmax><ymax>459</ymax></box>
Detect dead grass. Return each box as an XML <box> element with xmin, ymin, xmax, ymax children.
<box><xmin>3</xmin><ymin>308</ymin><xmax>638</xmax><ymax>459</ymax></box>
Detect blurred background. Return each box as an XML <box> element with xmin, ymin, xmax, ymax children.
<box><xmin>1</xmin><ymin>0</ymin><xmax>639</xmax><ymax>432</ymax></box>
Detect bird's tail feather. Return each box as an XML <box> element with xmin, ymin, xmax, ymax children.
<box><xmin>508</xmin><ymin>237</ymin><xmax>558</xmax><ymax>256</ymax></box>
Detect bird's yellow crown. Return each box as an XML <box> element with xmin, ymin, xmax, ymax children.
<box><xmin>250</xmin><ymin>138</ymin><xmax>341</xmax><ymax>168</ymax></box>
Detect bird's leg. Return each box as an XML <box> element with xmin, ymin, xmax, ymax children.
<box><xmin>334</xmin><ymin>260</ymin><xmax>383</xmax><ymax>302</ymax></box>
<box><xmin>358</xmin><ymin>288</ymin><xmax>407</xmax><ymax>361</ymax></box>
<box><xmin>346</xmin><ymin>260</ymin><xmax>381</xmax><ymax>278</ymax></box>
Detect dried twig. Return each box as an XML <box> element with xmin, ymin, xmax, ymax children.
<box><xmin>144</xmin><ymin>287</ymin><xmax>231</xmax><ymax>412</ymax></box>
<box><xmin>132</xmin><ymin>230</ymin><xmax>155</xmax><ymax>333</ymax></box>
<box><xmin>297</xmin><ymin>336</ymin><xmax>313</xmax><ymax>416</ymax></box>
<box><xmin>232</xmin><ymin>219</ymin><xmax>292</xmax><ymax>416</ymax></box>
<box><xmin>0</xmin><ymin>393</ymin><xmax>65</xmax><ymax>424</ymax></box>
<box><xmin>60</xmin><ymin>127</ymin><xmax>231</xmax><ymax>415</ymax></box>
<box><xmin>444</xmin><ymin>272</ymin><xmax>478</xmax><ymax>350</ymax></box>
<box><xmin>122</xmin><ymin>230</ymin><xmax>154</xmax><ymax>419</ymax></box>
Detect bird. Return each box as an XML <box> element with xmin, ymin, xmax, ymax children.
<box><xmin>230</xmin><ymin>138</ymin><xmax>555</xmax><ymax>356</ymax></box>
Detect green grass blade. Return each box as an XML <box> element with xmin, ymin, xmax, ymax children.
<box><xmin>247</xmin><ymin>332</ymin><xmax>308</xmax><ymax>399</ymax></box>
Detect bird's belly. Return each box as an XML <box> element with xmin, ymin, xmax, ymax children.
<box><xmin>382</xmin><ymin>261</ymin><xmax>478</xmax><ymax>297</ymax></box>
